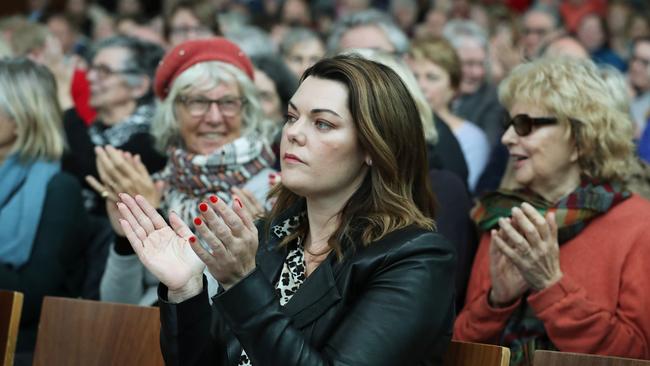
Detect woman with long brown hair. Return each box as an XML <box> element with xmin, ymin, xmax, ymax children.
<box><xmin>116</xmin><ymin>54</ymin><xmax>456</xmax><ymax>365</ymax></box>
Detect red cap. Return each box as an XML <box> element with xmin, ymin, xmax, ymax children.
<box><xmin>154</xmin><ymin>37</ymin><xmax>254</xmax><ymax>99</ymax></box>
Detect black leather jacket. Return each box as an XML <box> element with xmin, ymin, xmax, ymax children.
<box><xmin>158</xmin><ymin>220</ymin><xmax>456</xmax><ymax>366</ymax></box>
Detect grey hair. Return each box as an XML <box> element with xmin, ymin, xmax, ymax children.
<box><xmin>524</xmin><ymin>4</ymin><xmax>562</xmax><ymax>29</ymax></box>
<box><xmin>279</xmin><ymin>27</ymin><xmax>323</xmax><ymax>56</ymax></box>
<box><xmin>152</xmin><ymin>61</ymin><xmax>273</xmax><ymax>152</ymax></box>
<box><xmin>340</xmin><ymin>48</ymin><xmax>438</xmax><ymax>145</ymax></box>
<box><xmin>90</xmin><ymin>35</ymin><xmax>164</xmax><ymax>103</ymax></box>
<box><xmin>442</xmin><ymin>20</ymin><xmax>488</xmax><ymax>51</ymax></box>
<box><xmin>327</xmin><ymin>9</ymin><xmax>409</xmax><ymax>55</ymax></box>
<box><xmin>598</xmin><ymin>64</ymin><xmax>631</xmax><ymax>114</ymax></box>
<box><xmin>225</xmin><ymin>26</ymin><xmax>276</xmax><ymax>58</ymax></box>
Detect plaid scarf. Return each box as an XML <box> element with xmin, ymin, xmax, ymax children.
<box><xmin>88</xmin><ymin>104</ymin><xmax>155</xmax><ymax>147</ymax></box>
<box><xmin>155</xmin><ymin>134</ymin><xmax>274</xmax><ymax>224</ymax></box>
<box><xmin>471</xmin><ymin>180</ymin><xmax>630</xmax><ymax>366</ymax></box>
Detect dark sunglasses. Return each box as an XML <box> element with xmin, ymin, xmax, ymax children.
<box><xmin>503</xmin><ymin>114</ymin><xmax>558</xmax><ymax>136</ymax></box>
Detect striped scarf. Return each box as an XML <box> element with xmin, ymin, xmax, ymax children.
<box><xmin>155</xmin><ymin>134</ymin><xmax>275</xmax><ymax>223</ymax></box>
<box><xmin>471</xmin><ymin>180</ymin><xmax>630</xmax><ymax>366</ymax></box>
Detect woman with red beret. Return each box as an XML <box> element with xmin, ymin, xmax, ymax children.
<box><xmin>90</xmin><ymin>37</ymin><xmax>277</xmax><ymax>306</ymax></box>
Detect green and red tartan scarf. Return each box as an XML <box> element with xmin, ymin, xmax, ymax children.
<box><xmin>471</xmin><ymin>179</ymin><xmax>631</xmax><ymax>366</ymax></box>
<box><xmin>472</xmin><ymin>180</ymin><xmax>630</xmax><ymax>244</ymax></box>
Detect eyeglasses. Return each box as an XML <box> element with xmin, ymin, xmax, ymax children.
<box><xmin>631</xmin><ymin>55</ymin><xmax>650</xmax><ymax>68</ymax></box>
<box><xmin>523</xmin><ymin>27</ymin><xmax>551</xmax><ymax>37</ymax></box>
<box><xmin>88</xmin><ymin>64</ymin><xmax>139</xmax><ymax>79</ymax></box>
<box><xmin>170</xmin><ymin>25</ymin><xmax>211</xmax><ymax>37</ymax></box>
<box><xmin>177</xmin><ymin>96</ymin><xmax>245</xmax><ymax>117</ymax></box>
<box><xmin>503</xmin><ymin>114</ymin><xmax>558</xmax><ymax>136</ymax></box>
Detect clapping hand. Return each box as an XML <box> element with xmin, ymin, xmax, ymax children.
<box><xmin>493</xmin><ymin>203</ymin><xmax>563</xmax><ymax>291</ymax></box>
<box><xmin>117</xmin><ymin>194</ymin><xmax>205</xmax><ymax>302</ymax></box>
<box><xmin>488</xmin><ymin>223</ymin><xmax>530</xmax><ymax>307</ymax></box>
<box><xmin>86</xmin><ymin>146</ymin><xmax>164</xmax><ymax>208</ymax></box>
<box><xmin>192</xmin><ymin>196</ymin><xmax>259</xmax><ymax>290</ymax></box>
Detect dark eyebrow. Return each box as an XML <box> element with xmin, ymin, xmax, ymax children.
<box><xmin>287</xmin><ymin>101</ymin><xmax>342</xmax><ymax>118</ymax></box>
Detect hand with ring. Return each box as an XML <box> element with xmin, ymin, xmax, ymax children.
<box><xmin>493</xmin><ymin>203</ymin><xmax>563</xmax><ymax>291</ymax></box>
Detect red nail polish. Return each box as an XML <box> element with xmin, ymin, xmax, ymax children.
<box><xmin>199</xmin><ymin>202</ymin><xmax>208</xmax><ymax>212</ymax></box>
<box><xmin>189</xmin><ymin>236</ymin><xmax>196</xmax><ymax>243</ymax></box>
<box><xmin>209</xmin><ymin>195</ymin><xmax>218</xmax><ymax>203</ymax></box>
<box><xmin>194</xmin><ymin>217</ymin><xmax>202</xmax><ymax>226</ymax></box>
<box><xmin>235</xmin><ymin>198</ymin><xmax>243</xmax><ymax>208</ymax></box>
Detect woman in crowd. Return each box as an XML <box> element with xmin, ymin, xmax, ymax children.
<box><xmin>163</xmin><ymin>0</ymin><xmax>220</xmax><ymax>47</ymax></box>
<box><xmin>116</xmin><ymin>54</ymin><xmax>456</xmax><ymax>365</ymax></box>
<box><xmin>62</xmin><ymin>35</ymin><xmax>166</xmax><ymax>215</ymax></box>
<box><xmin>454</xmin><ymin>57</ymin><xmax>650</xmax><ymax>364</ymax></box>
<box><xmin>251</xmin><ymin>54</ymin><xmax>298</xmax><ymax>126</ymax></box>
<box><xmin>0</xmin><ymin>58</ymin><xmax>89</xmax><ymax>354</ymax></box>
<box><xmin>91</xmin><ymin>38</ymin><xmax>276</xmax><ymax>305</ymax></box>
<box><xmin>343</xmin><ymin>47</ymin><xmax>477</xmax><ymax>311</ymax></box>
<box><xmin>408</xmin><ymin>38</ymin><xmax>490</xmax><ymax>192</ymax></box>
<box><xmin>251</xmin><ymin>54</ymin><xmax>298</xmax><ymax>168</ymax></box>
<box><xmin>280</xmin><ymin>27</ymin><xmax>326</xmax><ymax>80</ymax></box>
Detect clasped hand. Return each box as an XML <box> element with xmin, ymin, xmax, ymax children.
<box><xmin>117</xmin><ymin>193</ymin><xmax>259</xmax><ymax>302</ymax></box>
<box><xmin>489</xmin><ymin>202</ymin><xmax>563</xmax><ymax>306</ymax></box>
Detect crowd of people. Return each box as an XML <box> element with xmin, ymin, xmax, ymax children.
<box><xmin>1</xmin><ymin>0</ymin><xmax>650</xmax><ymax>365</ymax></box>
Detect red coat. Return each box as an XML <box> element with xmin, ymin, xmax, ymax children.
<box><xmin>454</xmin><ymin>194</ymin><xmax>650</xmax><ymax>359</ymax></box>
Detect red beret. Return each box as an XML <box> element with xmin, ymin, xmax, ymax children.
<box><xmin>154</xmin><ymin>37</ymin><xmax>254</xmax><ymax>99</ymax></box>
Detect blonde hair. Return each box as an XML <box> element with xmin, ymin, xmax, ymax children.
<box><xmin>409</xmin><ymin>38</ymin><xmax>462</xmax><ymax>91</ymax></box>
<box><xmin>341</xmin><ymin>48</ymin><xmax>438</xmax><ymax>144</ymax></box>
<box><xmin>9</xmin><ymin>22</ymin><xmax>47</xmax><ymax>56</ymax></box>
<box><xmin>152</xmin><ymin>61</ymin><xmax>271</xmax><ymax>152</ymax></box>
<box><xmin>499</xmin><ymin>57</ymin><xmax>635</xmax><ymax>183</ymax></box>
<box><xmin>0</xmin><ymin>58</ymin><xmax>64</xmax><ymax>161</ymax></box>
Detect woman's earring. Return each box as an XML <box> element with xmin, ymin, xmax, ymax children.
<box><xmin>366</xmin><ymin>158</ymin><xmax>372</xmax><ymax>166</ymax></box>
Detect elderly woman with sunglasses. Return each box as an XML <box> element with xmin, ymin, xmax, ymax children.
<box><xmin>454</xmin><ymin>57</ymin><xmax>650</xmax><ymax>364</ymax></box>
<box><xmin>93</xmin><ymin>38</ymin><xmax>276</xmax><ymax>306</ymax></box>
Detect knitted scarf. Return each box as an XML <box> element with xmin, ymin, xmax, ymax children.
<box><xmin>471</xmin><ymin>180</ymin><xmax>631</xmax><ymax>366</ymax></box>
<box><xmin>88</xmin><ymin>104</ymin><xmax>155</xmax><ymax>146</ymax></box>
<box><xmin>155</xmin><ymin>134</ymin><xmax>275</xmax><ymax>223</ymax></box>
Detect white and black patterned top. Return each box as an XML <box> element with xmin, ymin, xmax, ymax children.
<box><xmin>237</xmin><ymin>236</ymin><xmax>306</xmax><ymax>366</ymax></box>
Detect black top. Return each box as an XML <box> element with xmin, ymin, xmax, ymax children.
<box><xmin>0</xmin><ymin>172</ymin><xmax>90</xmax><ymax>352</ymax></box>
<box><xmin>452</xmin><ymin>83</ymin><xmax>507</xmax><ymax>149</ymax></box>
<box><xmin>429</xmin><ymin>169</ymin><xmax>478</xmax><ymax>312</ymax></box>
<box><xmin>158</xmin><ymin>221</ymin><xmax>456</xmax><ymax>366</ymax></box>
<box><xmin>61</xmin><ymin>108</ymin><xmax>167</xmax><ymax>215</ymax></box>
<box><xmin>427</xmin><ymin>117</ymin><xmax>469</xmax><ymax>189</ymax></box>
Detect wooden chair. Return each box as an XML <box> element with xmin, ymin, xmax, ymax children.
<box><xmin>33</xmin><ymin>296</ymin><xmax>164</xmax><ymax>366</ymax></box>
<box><xmin>0</xmin><ymin>290</ymin><xmax>23</xmax><ymax>366</ymax></box>
<box><xmin>534</xmin><ymin>350</ymin><xmax>650</xmax><ymax>366</ymax></box>
<box><xmin>444</xmin><ymin>340</ymin><xmax>511</xmax><ymax>366</ymax></box>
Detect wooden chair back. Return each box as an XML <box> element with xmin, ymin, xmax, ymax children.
<box><xmin>444</xmin><ymin>340</ymin><xmax>511</xmax><ymax>366</ymax></box>
<box><xmin>534</xmin><ymin>350</ymin><xmax>650</xmax><ymax>366</ymax></box>
<box><xmin>0</xmin><ymin>290</ymin><xmax>23</xmax><ymax>366</ymax></box>
<box><xmin>33</xmin><ymin>296</ymin><xmax>164</xmax><ymax>366</ymax></box>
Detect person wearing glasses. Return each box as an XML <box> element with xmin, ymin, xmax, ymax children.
<box><xmin>94</xmin><ymin>38</ymin><xmax>276</xmax><ymax>306</ymax></box>
<box><xmin>163</xmin><ymin>0</ymin><xmax>220</xmax><ymax>48</ymax></box>
<box><xmin>115</xmin><ymin>54</ymin><xmax>455</xmax><ymax>365</ymax></box>
<box><xmin>62</xmin><ymin>36</ymin><xmax>167</xmax><ymax>216</ymax></box>
<box><xmin>454</xmin><ymin>57</ymin><xmax>650</xmax><ymax>364</ymax></box>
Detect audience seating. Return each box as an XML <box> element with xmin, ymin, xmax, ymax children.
<box><xmin>33</xmin><ymin>296</ymin><xmax>164</xmax><ymax>366</ymax></box>
<box><xmin>444</xmin><ymin>340</ymin><xmax>511</xmax><ymax>366</ymax></box>
<box><xmin>534</xmin><ymin>350</ymin><xmax>650</xmax><ymax>366</ymax></box>
<box><xmin>0</xmin><ymin>290</ymin><xmax>23</xmax><ymax>366</ymax></box>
